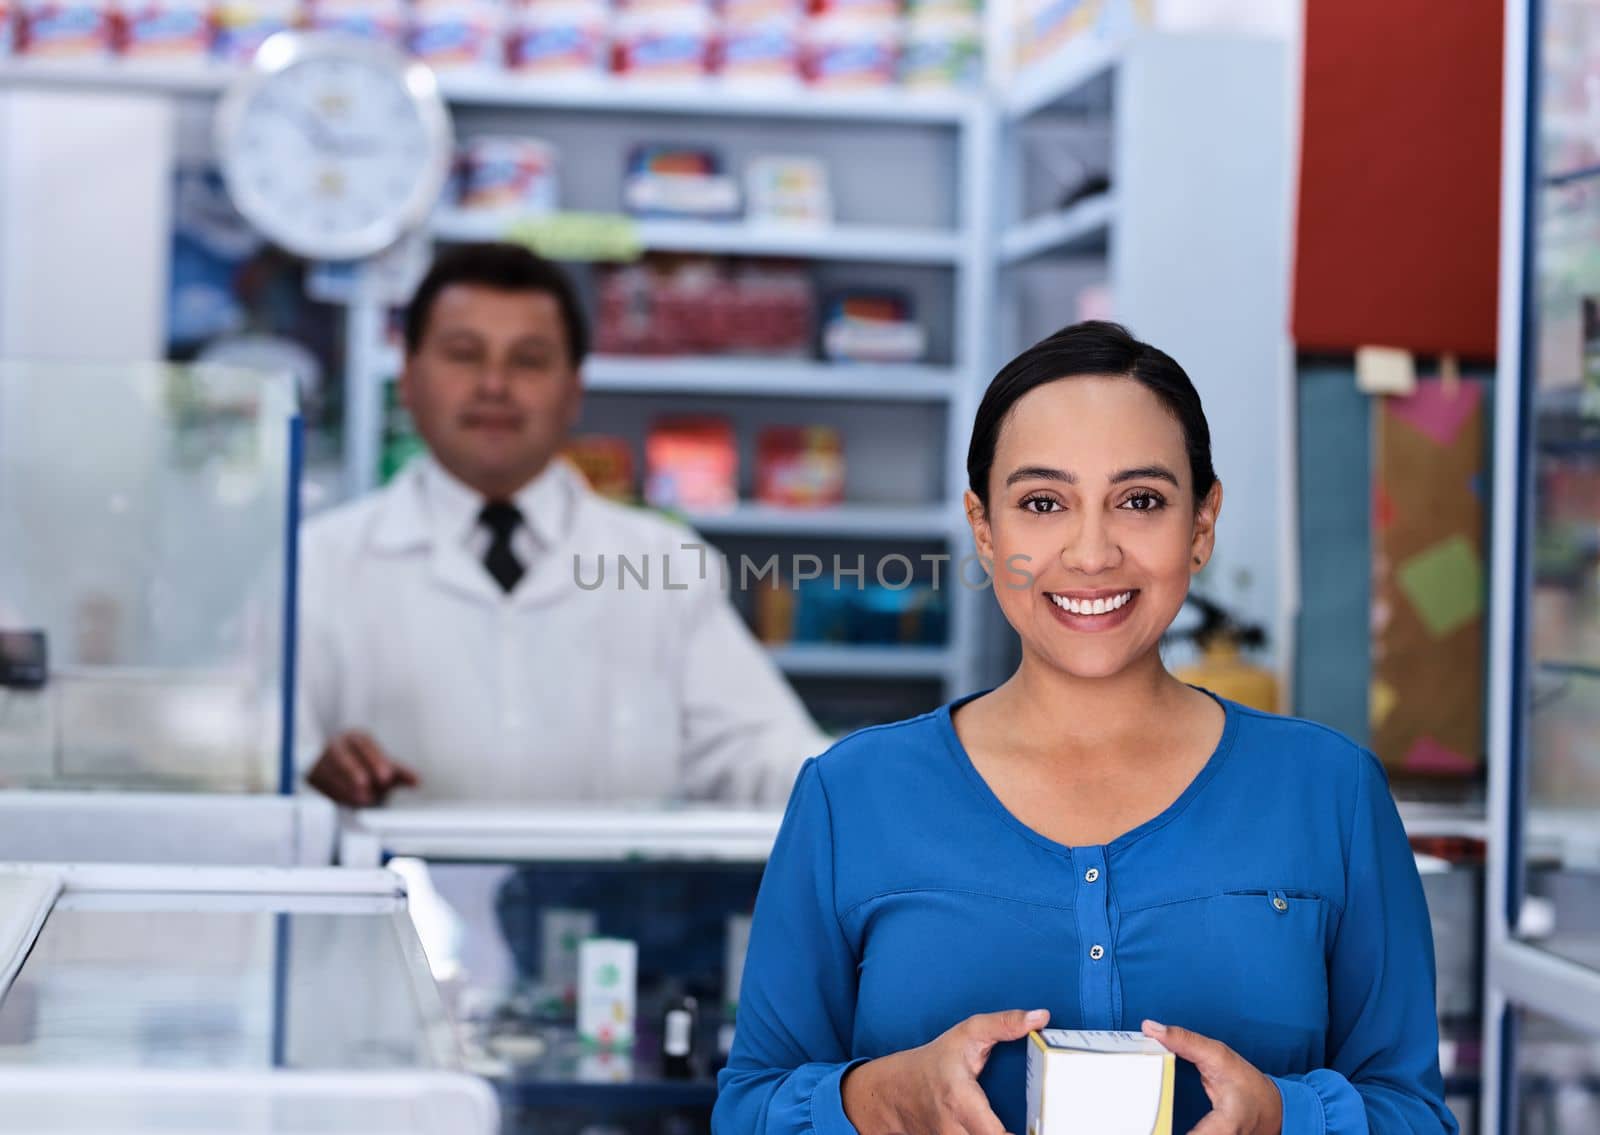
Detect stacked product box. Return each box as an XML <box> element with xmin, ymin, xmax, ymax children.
<box><xmin>611</xmin><ymin>0</ymin><xmax>713</xmax><ymax>82</ymax></box>
<box><xmin>3</xmin><ymin>0</ymin><xmax>984</xmax><ymax>89</ymax></box>
<box><xmin>454</xmin><ymin>135</ymin><xmax>560</xmax><ymax>214</ymax></box>
<box><xmin>304</xmin><ymin>0</ymin><xmax>407</xmax><ymax>45</ymax></box>
<box><xmin>119</xmin><ymin>0</ymin><xmax>211</xmax><ymax>61</ymax></box>
<box><xmin>899</xmin><ymin>0</ymin><xmax>977</xmax><ymax>88</ymax></box>
<box><xmin>212</xmin><ymin>0</ymin><xmax>298</xmax><ymax>63</ymax></box>
<box><xmin>717</xmin><ymin>0</ymin><xmax>801</xmax><ymax>88</ymax></box>
<box><xmin>408</xmin><ymin>0</ymin><xmax>503</xmax><ymax>72</ymax></box>
<box><xmin>16</xmin><ymin>0</ymin><xmax>115</xmax><ymax>60</ymax></box>
<box><xmin>804</xmin><ymin>0</ymin><xmax>897</xmax><ymax>90</ymax></box>
<box><xmin>596</xmin><ymin>256</ymin><xmax>812</xmax><ymax>357</ymax></box>
<box><xmin>507</xmin><ymin>0</ymin><xmax>609</xmax><ymax>77</ymax></box>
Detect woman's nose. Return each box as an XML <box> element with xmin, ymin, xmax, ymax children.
<box><xmin>1059</xmin><ymin>514</ymin><xmax>1120</xmax><ymax>574</ymax></box>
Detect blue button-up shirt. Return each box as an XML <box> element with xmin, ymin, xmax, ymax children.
<box><xmin>715</xmin><ymin>693</ymin><xmax>1457</xmax><ymax>1134</ymax></box>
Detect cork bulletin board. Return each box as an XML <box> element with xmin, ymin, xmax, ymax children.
<box><xmin>1370</xmin><ymin>376</ymin><xmax>1489</xmax><ymax>777</ymax></box>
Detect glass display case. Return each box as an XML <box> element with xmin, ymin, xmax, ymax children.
<box><xmin>0</xmin><ymin>361</ymin><xmax>328</xmax><ymax>866</ymax></box>
<box><xmin>0</xmin><ymin>361</ymin><xmax>300</xmax><ymax>794</ymax></box>
<box><xmin>0</xmin><ymin>864</ymin><xmax>497</xmax><ymax>1134</ymax></box>
<box><xmin>1486</xmin><ymin>1</ymin><xmax>1600</xmax><ymax>1129</ymax></box>
<box><xmin>339</xmin><ymin>806</ymin><xmax>781</xmax><ymax>1134</ymax></box>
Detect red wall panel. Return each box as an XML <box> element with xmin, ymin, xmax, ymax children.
<box><xmin>1293</xmin><ymin>0</ymin><xmax>1502</xmax><ymax>357</ymax></box>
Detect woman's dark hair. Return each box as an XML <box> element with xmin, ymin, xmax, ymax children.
<box><xmin>403</xmin><ymin>242</ymin><xmax>590</xmax><ymax>365</ymax></box>
<box><xmin>966</xmin><ymin>320</ymin><xmax>1217</xmax><ymax>508</ymax></box>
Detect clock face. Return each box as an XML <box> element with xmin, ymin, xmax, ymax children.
<box><xmin>216</xmin><ymin>33</ymin><xmax>453</xmax><ymax>261</ymax></box>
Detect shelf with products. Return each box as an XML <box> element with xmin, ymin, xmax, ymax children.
<box><xmin>431</xmin><ymin>210</ymin><xmax>966</xmax><ymax>266</ymax></box>
<box><xmin>374</xmin><ymin>346</ymin><xmax>961</xmax><ymax>402</ymax></box>
<box><xmin>0</xmin><ymin>60</ymin><xmax>968</xmax><ymax>116</ymax></box>
<box><xmin>0</xmin><ymin>0</ymin><xmax>985</xmax><ymax>111</ymax></box>
<box><xmin>676</xmin><ymin>501</ymin><xmax>952</xmax><ymax>539</ymax></box>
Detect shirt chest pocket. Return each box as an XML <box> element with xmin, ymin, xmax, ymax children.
<box><xmin>1128</xmin><ymin>888</ymin><xmax>1331</xmax><ymax>1064</ymax></box>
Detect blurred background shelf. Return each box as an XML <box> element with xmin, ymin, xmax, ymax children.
<box><xmin>374</xmin><ymin>349</ymin><xmax>964</xmax><ymax>403</ymax></box>
<box><xmin>999</xmin><ymin>193</ymin><xmax>1116</xmax><ymax>264</ymax></box>
<box><xmin>0</xmin><ymin>62</ymin><xmax>980</xmax><ymax>125</ymax></box>
<box><xmin>678</xmin><ymin>502</ymin><xmax>952</xmax><ymax>539</ymax></box>
<box><xmin>766</xmin><ymin>642</ymin><xmax>953</xmax><ymax>679</ymax></box>
<box><xmin>430</xmin><ymin>210</ymin><xmax>967</xmax><ymax>265</ymax></box>
<box><xmin>1002</xmin><ymin>37</ymin><xmax>1120</xmax><ymax>120</ymax></box>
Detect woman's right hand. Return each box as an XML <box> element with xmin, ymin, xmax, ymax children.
<box><xmin>841</xmin><ymin>1008</ymin><xmax>1050</xmax><ymax>1135</ymax></box>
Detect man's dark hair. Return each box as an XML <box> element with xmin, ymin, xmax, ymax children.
<box><xmin>403</xmin><ymin>242</ymin><xmax>590</xmax><ymax>365</ymax></box>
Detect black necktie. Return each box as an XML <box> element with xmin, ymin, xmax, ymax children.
<box><xmin>480</xmin><ymin>501</ymin><xmax>525</xmax><ymax>594</ymax></box>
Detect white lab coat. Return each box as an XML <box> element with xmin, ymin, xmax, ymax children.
<box><xmin>295</xmin><ymin>456</ymin><xmax>828</xmax><ymax>806</ymax></box>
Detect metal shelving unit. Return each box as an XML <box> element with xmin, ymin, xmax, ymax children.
<box><xmin>2</xmin><ymin>27</ymin><xmax>1236</xmax><ymax>705</ymax></box>
<box><xmin>999</xmin><ymin>35</ymin><xmax>1119</xmax><ymax>121</ymax></box>
<box><xmin>991</xmin><ymin>31</ymin><xmax>1294</xmax><ymax>694</ymax></box>
<box><xmin>998</xmin><ymin>191</ymin><xmax>1115</xmax><ymax>264</ymax></box>
<box><xmin>400</xmin><ymin>78</ymin><xmax>994</xmax><ymax>697</ymax></box>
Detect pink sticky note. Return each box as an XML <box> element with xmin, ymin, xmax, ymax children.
<box><xmin>1400</xmin><ymin>735</ymin><xmax>1477</xmax><ymax>776</ymax></box>
<box><xmin>1386</xmin><ymin>379</ymin><xmax>1483</xmax><ymax>447</ymax></box>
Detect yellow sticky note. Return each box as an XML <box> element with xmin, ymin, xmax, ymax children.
<box><xmin>1371</xmin><ymin>679</ymin><xmax>1398</xmax><ymax>729</ymax></box>
<box><xmin>1355</xmin><ymin>346</ymin><xmax>1418</xmax><ymax>396</ymax></box>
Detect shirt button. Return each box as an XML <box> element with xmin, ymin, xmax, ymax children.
<box><xmin>1084</xmin><ymin>868</ymin><xmax>1100</xmax><ymax>883</ymax></box>
<box><xmin>1272</xmin><ymin>897</ymin><xmax>1289</xmax><ymax>912</ymax></box>
<box><xmin>1089</xmin><ymin>945</ymin><xmax>1105</xmax><ymax>961</ymax></box>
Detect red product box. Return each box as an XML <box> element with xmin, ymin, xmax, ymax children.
<box><xmin>596</xmin><ymin>256</ymin><xmax>813</xmax><ymax>356</ymax></box>
<box><xmin>645</xmin><ymin>416</ymin><xmax>739</xmax><ymax>512</ymax></box>
<box><xmin>756</xmin><ymin>425</ymin><xmax>844</xmax><ymax>507</ymax></box>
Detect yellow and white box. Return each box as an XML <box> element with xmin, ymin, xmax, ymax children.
<box><xmin>1026</xmin><ymin>1029</ymin><xmax>1174</xmax><ymax>1135</ymax></box>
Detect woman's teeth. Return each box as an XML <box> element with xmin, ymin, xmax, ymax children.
<box><xmin>1050</xmin><ymin>591</ymin><xmax>1134</xmax><ymax>616</ymax></box>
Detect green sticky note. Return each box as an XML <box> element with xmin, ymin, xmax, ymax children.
<box><xmin>1396</xmin><ymin>535</ymin><xmax>1483</xmax><ymax>638</ymax></box>
<box><xmin>505</xmin><ymin>212</ymin><xmax>643</xmax><ymax>262</ymax></box>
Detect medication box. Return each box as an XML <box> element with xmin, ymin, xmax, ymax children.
<box><xmin>1025</xmin><ymin>1029</ymin><xmax>1174</xmax><ymax>1135</ymax></box>
<box><xmin>578</xmin><ymin>937</ymin><xmax>637</xmax><ymax>1048</ymax></box>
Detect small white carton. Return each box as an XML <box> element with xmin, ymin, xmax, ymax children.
<box><xmin>577</xmin><ymin>937</ymin><xmax>637</xmax><ymax>1047</ymax></box>
<box><xmin>1025</xmin><ymin>1029</ymin><xmax>1174</xmax><ymax>1135</ymax></box>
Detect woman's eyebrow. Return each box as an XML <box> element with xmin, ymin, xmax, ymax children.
<box><xmin>1005</xmin><ymin>465</ymin><xmax>1074</xmax><ymax>487</ymax></box>
<box><xmin>1110</xmin><ymin>464</ymin><xmax>1180</xmax><ymax>487</ymax></box>
<box><xmin>1004</xmin><ymin>464</ymin><xmax>1180</xmax><ymax>488</ymax></box>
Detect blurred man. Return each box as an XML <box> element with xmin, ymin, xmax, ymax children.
<box><xmin>297</xmin><ymin>242</ymin><xmax>827</xmax><ymax>807</ymax></box>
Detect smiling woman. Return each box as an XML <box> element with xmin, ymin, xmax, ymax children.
<box><xmin>714</xmin><ymin>322</ymin><xmax>1458</xmax><ymax>1135</ymax></box>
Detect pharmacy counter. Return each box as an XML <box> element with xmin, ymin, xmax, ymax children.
<box><xmin>0</xmin><ymin>864</ymin><xmax>497</xmax><ymax>1134</ymax></box>
<box><xmin>0</xmin><ymin>790</ymin><xmax>337</xmax><ymax>865</ymax></box>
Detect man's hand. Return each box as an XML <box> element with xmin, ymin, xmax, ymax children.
<box><xmin>1143</xmin><ymin>1020</ymin><xmax>1283</xmax><ymax>1135</ymax></box>
<box><xmin>306</xmin><ymin>730</ymin><xmax>419</xmax><ymax>807</ymax></box>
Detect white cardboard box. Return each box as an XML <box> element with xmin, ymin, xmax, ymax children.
<box><xmin>1026</xmin><ymin>1029</ymin><xmax>1174</xmax><ymax>1135</ymax></box>
<box><xmin>577</xmin><ymin>937</ymin><xmax>637</xmax><ymax>1047</ymax></box>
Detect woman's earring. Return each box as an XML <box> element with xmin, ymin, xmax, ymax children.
<box><xmin>1193</xmin><ymin>556</ymin><xmax>1202</xmax><ymax>565</ymax></box>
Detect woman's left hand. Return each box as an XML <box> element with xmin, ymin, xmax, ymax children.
<box><xmin>1142</xmin><ymin>1019</ymin><xmax>1283</xmax><ymax>1135</ymax></box>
